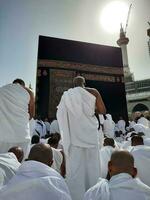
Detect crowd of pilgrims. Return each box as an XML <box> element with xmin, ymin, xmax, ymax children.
<box><xmin>0</xmin><ymin>109</ymin><xmax>150</xmax><ymax>199</ymax></box>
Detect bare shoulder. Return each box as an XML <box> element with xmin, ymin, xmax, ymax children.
<box><xmin>85</xmin><ymin>87</ymin><xmax>106</xmax><ymax>114</ymax></box>
<box><xmin>85</xmin><ymin>87</ymin><xmax>100</xmax><ymax>98</ymax></box>
<box><xmin>24</xmin><ymin>87</ymin><xmax>35</xmax><ymax>119</ymax></box>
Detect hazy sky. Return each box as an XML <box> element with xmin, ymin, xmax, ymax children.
<box><xmin>0</xmin><ymin>0</ymin><xmax>150</xmax><ymax>91</ymax></box>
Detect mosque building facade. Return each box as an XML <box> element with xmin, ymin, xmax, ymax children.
<box><xmin>117</xmin><ymin>25</ymin><xmax>150</xmax><ymax>117</ymax></box>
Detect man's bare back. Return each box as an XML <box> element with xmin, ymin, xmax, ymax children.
<box><xmin>85</xmin><ymin>87</ymin><xmax>106</xmax><ymax>115</ymax></box>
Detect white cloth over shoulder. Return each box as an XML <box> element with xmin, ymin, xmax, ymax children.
<box><xmin>130</xmin><ymin>145</ymin><xmax>150</xmax><ymax>187</ymax></box>
<box><xmin>99</xmin><ymin>146</ymin><xmax>115</xmax><ymax>178</ymax></box>
<box><xmin>29</xmin><ymin>118</ymin><xmax>36</xmax><ymax>137</ymax></box>
<box><xmin>0</xmin><ymin>153</ymin><xmax>20</xmax><ymax>186</ymax></box>
<box><xmin>144</xmin><ymin>138</ymin><xmax>150</xmax><ymax>146</ymax></box>
<box><xmin>117</xmin><ymin>119</ymin><xmax>126</xmax><ymax>133</ymax></box>
<box><xmin>0</xmin><ymin>160</ymin><xmax>71</xmax><ymax>200</ymax></box>
<box><xmin>0</xmin><ymin>84</ymin><xmax>30</xmax><ymax>142</ymax></box>
<box><xmin>84</xmin><ymin>173</ymin><xmax>150</xmax><ymax>200</ymax></box>
<box><xmin>51</xmin><ymin>148</ymin><xmax>63</xmax><ymax>174</ymax></box>
<box><xmin>129</xmin><ymin>120</ymin><xmax>136</xmax><ymax>129</ymax></box>
<box><xmin>57</xmin><ymin>87</ymin><xmax>99</xmax><ymax>156</ymax></box>
<box><xmin>137</xmin><ymin>117</ymin><xmax>149</xmax><ymax>128</ymax></box>
<box><xmin>103</xmin><ymin>114</ymin><xmax>115</xmax><ymax>138</ymax></box>
<box><xmin>50</xmin><ymin>120</ymin><xmax>60</xmax><ymax>134</ymax></box>
<box><xmin>132</xmin><ymin>124</ymin><xmax>146</xmax><ymax>134</ymax></box>
<box><xmin>132</xmin><ymin>124</ymin><xmax>150</xmax><ymax>138</ymax></box>
<box><xmin>44</xmin><ymin>121</ymin><xmax>51</xmax><ymax>132</ymax></box>
<box><xmin>84</xmin><ymin>178</ymin><xmax>110</xmax><ymax>200</ymax></box>
<box><xmin>35</xmin><ymin>120</ymin><xmax>47</xmax><ymax>138</ymax></box>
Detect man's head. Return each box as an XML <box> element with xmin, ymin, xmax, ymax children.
<box><xmin>47</xmin><ymin>133</ymin><xmax>61</xmax><ymax>149</ymax></box>
<box><xmin>130</xmin><ymin>132</ymin><xmax>138</xmax><ymax>138</ymax></box>
<box><xmin>131</xmin><ymin>135</ymin><xmax>144</xmax><ymax>146</ymax></box>
<box><xmin>103</xmin><ymin>138</ymin><xmax>115</xmax><ymax>148</ymax></box>
<box><xmin>134</xmin><ymin>111</ymin><xmax>142</xmax><ymax>119</ymax></box>
<box><xmin>31</xmin><ymin>135</ymin><xmax>40</xmax><ymax>144</ymax></box>
<box><xmin>119</xmin><ymin>116</ymin><xmax>123</xmax><ymax>120</ymax></box>
<box><xmin>73</xmin><ymin>76</ymin><xmax>85</xmax><ymax>87</ymax></box>
<box><xmin>8</xmin><ymin>146</ymin><xmax>24</xmax><ymax>163</ymax></box>
<box><xmin>28</xmin><ymin>143</ymin><xmax>53</xmax><ymax>167</ymax></box>
<box><xmin>44</xmin><ymin>118</ymin><xmax>49</xmax><ymax>122</ymax></box>
<box><xmin>138</xmin><ymin>132</ymin><xmax>145</xmax><ymax>137</ymax></box>
<box><xmin>108</xmin><ymin>151</ymin><xmax>137</xmax><ymax>178</ymax></box>
<box><xmin>13</xmin><ymin>79</ymin><xmax>25</xmax><ymax>87</ymax></box>
<box><xmin>36</xmin><ymin>115</ymin><xmax>41</xmax><ymax>120</ymax></box>
<box><xmin>144</xmin><ymin>111</ymin><xmax>150</xmax><ymax>120</ymax></box>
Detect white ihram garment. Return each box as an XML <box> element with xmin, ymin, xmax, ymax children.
<box><xmin>99</xmin><ymin>146</ymin><xmax>115</xmax><ymax>178</ymax></box>
<box><xmin>51</xmin><ymin>147</ymin><xmax>63</xmax><ymax>174</ymax></box>
<box><xmin>132</xmin><ymin>124</ymin><xmax>150</xmax><ymax>138</ymax></box>
<box><xmin>103</xmin><ymin>114</ymin><xmax>115</xmax><ymax>138</ymax></box>
<box><xmin>35</xmin><ymin>120</ymin><xmax>47</xmax><ymax>138</ymax></box>
<box><xmin>117</xmin><ymin>119</ymin><xmax>126</xmax><ymax>133</ymax></box>
<box><xmin>44</xmin><ymin>121</ymin><xmax>51</xmax><ymax>132</ymax></box>
<box><xmin>29</xmin><ymin>118</ymin><xmax>36</xmax><ymax>137</ymax></box>
<box><xmin>0</xmin><ymin>84</ymin><xmax>30</xmax><ymax>157</ymax></box>
<box><xmin>130</xmin><ymin>145</ymin><xmax>150</xmax><ymax>187</ymax></box>
<box><xmin>0</xmin><ymin>160</ymin><xmax>71</xmax><ymax>200</ymax></box>
<box><xmin>57</xmin><ymin>87</ymin><xmax>101</xmax><ymax>200</ymax></box>
<box><xmin>0</xmin><ymin>152</ymin><xmax>20</xmax><ymax>186</ymax></box>
<box><xmin>138</xmin><ymin>117</ymin><xmax>149</xmax><ymax>128</ymax></box>
<box><xmin>84</xmin><ymin>173</ymin><xmax>150</xmax><ymax>200</ymax></box>
<box><xmin>129</xmin><ymin>120</ymin><xmax>136</xmax><ymax>129</ymax></box>
<box><xmin>50</xmin><ymin>120</ymin><xmax>60</xmax><ymax>134</ymax></box>
<box><xmin>144</xmin><ymin>138</ymin><xmax>150</xmax><ymax>146</ymax></box>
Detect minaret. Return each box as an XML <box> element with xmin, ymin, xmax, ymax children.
<box><xmin>117</xmin><ymin>25</ymin><xmax>133</xmax><ymax>82</ymax></box>
<box><xmin>147</xmin><ymin>22</ymin><xmax>150</xmax><ymax>56</ymax></box>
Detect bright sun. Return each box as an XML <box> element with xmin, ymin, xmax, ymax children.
<box><xmin>100</xmin><ymin>1</ymin><xmax>129</xmax><ymax>34</ymax></box>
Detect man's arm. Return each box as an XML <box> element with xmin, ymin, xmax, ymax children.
<box><xmin>86</xmin><ymin>88</ymin><xmax>106</xmax><ymax>114</ymax></box>
<box><xmin>95</xmin><ymin>90</ymin><xmax>106</xmax><ymax>114</ymax></box>
<box><xmin>25</xmin><ymin>87</ymin><xmax>35</xmax><ymax>120</ymax></box>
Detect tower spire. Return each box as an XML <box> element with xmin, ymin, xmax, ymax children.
<box><xmin>116</xmin><ymin>16</ymin><xmax>133</xmax><ymax>82</ymax></box>
<box><xmin>147</xmin><ymin>22</ymin><xmax>150</xmax><ymax>57</ymax></box>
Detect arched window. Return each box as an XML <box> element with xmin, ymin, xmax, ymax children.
<box><xmin>132</xmin><ymin>103</ymin><xmax>149</xmax><ymax>112</ymax></box>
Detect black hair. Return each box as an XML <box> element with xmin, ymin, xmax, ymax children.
<box><xmin>13</xmin><ymin>78</ymin><xmax>25</xmax><ymax>86</ymax></box>
<box><xmin>31</xmin><ymin>135</ymin><xmax>40</xmax><ymax>144</ymax></box>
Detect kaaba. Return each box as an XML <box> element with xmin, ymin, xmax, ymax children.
<box><xmin>36</xmin><ymin>36</ymin><xmax>128</xmax><ymax>122</ymax></box>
